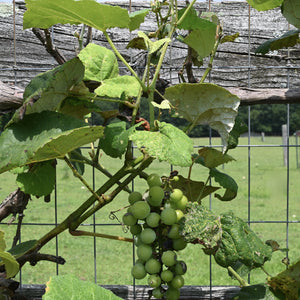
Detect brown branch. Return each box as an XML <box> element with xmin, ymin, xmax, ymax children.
<box><xmin>17</xmin><ymin>252</ymin><xmax>66</xmax><ymax>268</ymax></box>
<box><xmin>228</xmin><ymin>87</ymin><xmax>300</xmax><ymax>106</ymax></box>
<box><xmin>32</xmin><ymin>28</ymin><xmax>66</xmax><ymax>65</ymax></box>
<box><xmin>0</xmin><ymin>189</ymin><xmax>30</xmax><ymax>222</ymax></box>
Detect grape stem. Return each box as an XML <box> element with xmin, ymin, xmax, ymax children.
<box><xmin>227</xmin><ymin>266</ymin><xmax>249</xmax><ymax>287</ymax></box>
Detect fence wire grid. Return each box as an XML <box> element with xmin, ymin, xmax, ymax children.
<box><xmin>0</xmin><ymin>0</ymin><xmax>300</xmax><ymax>298</ymax></box>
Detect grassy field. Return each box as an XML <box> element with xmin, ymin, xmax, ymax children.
<box><xmin>0</xmin><ymin>136</ymin><xmax>299</xmax><ymax>287</ymax></box>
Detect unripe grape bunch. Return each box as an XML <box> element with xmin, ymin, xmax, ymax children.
<box><xmin>123</xmin><ymin>173</ymin><xmax>188</xmax><ymax>300</ymax></box>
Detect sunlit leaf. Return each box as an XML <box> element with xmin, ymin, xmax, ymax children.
<box><xmin>165</xmin><ymin>83</ymin><xmax>240</xmax><ymax>148</ymax></box>
<box><xmin>0</xmin><ymin>251</ymin><xmax>19</xmax><ymax>279</ymax></box>
<box><xmin>95</xmin><ymin>76</ymin><xmax>141</xmax><ymax>99</ymax></box>
<box><xmin>43</xmin><ymin>274</ymin><xmax>123</xmax><ymax>300</ymax></box>
<box><xmin>130</xmin><ymin>122</ymin><xmax>193</xmax><ymax>167</ymax></box>
<box><xmin>255</xmin><ymin>30</ymin><xmax>300</xmax><ymax>54</ymax></box>
<box><xmin>78</xmin><ymin>43</ymin><xmax>119</xmax><ymax>82</ymax></box>
<box><xmin>129</xmin><ymin>9</ymin><xmax>149</xmax><ymax>31</ymax></box>
<box><xmin>246</xmin><ymin>0</ymin><xmax>283</xmax><ymax>11</ymax></box>
<box><xmin>0</xmin><ymin>111</ymin><xmax>104</xmax><ymax>173</ymax></box>
<box><xmin>210</xmin><ymin>168</ymin><xmax>238</xmax><ymax>201</ymax></box>
<box><xmin>282</xmin><ymin>0</ymin><xmax>300</xmax><ymax>29</ymax></box>
<box><xmin>23</xmin><ymin>0</ymin><xmax>130</xmax><ymax>31</ymax></box>
<box><xmin>137</xmin><ymin>31</ymin><xmax>170</xmax><ymax>54</ymax></box>
<box><xmin>16</xmin><ymin>161</ymin><xmax>56</xmax><ymax>197</ymax></box>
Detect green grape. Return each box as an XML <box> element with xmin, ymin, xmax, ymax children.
<box><xmin>148</xmin><ymin>274</ymin><xmax>161</xmax><ymax>288</ymax></box>
<box><xmin>160</xmin><ymin>269</ymin><xmax>174</xmax><ymax>282</ymax></box>
<box><xmin>161</xmin><ymin>250</ymin><xmax>177</xmax><ymax>267</ymax></box>
<box><xmin>165</xmin><ymin>287</ymin><xmax>180</xmax><ymax>300</ymax></box>
<box><xmin>137</xmin><ymin>244</ymin><xmax>153</xmax><ymax>262</ymax></box>
<box><xmin>131</xmin><ymin>262</ymin><xmax>146</xmax><ymax>279</ymax></box>
<box><xmin>174</xmin><ymin>261</ymin><xmax>187</xmax><ymax>275</ymax></box>
<box><xmin>175</xmin><ymin>209</ymin><xmax>184</xmax><ymax>222</ymax></box>
<box><xmin>170</xmin><ymin>189</ymin><xmax>183</xmax><ymax>202</ymax></box>
<box><xmin>140</xmin><ymin>228</ymin><xmax>157</xmax><ymax>244</ymax></box>
<box><xmin>146</xmin><ymin>212</ymin><xmax>161</xmax><ymax>228</ymax></box>
<box><xmin>147</xmin><ymin>173</ymin><xmax>162</xmax><ymax>187</ymax></box>
<box><xmin>122</xmin><ymin>212</ymin><xmax>137</xmax><ymax>226</ymax></box>
<box><xmin>172</xmin><ymin>237</ymin><xmax>187</xmax><ymax>251</ymax></box>
<box><xmin>161</xmin><ymin>207</ymin><xmax>177</xmax><ymax>225</ymax></box>
<box><xmin>170</xmin><ymin>275</ymin><xmax>184</xmax><ymax>289</ymax></box>
<box><xmin>148</xmin><ymin>186</ymin><xmax>164</xmax><ymax>207</ymax></box>
<box><xmin>145</xmin><ymin>258</ymin><xmax>161</xmax><ymax>274</ymax></box>
<box><xmin>168</xmin><ymin>224</ymin><xmax>181</xmax><ymax>239</ymax></box>
<box><xmin>131</xmin><ymin>201</ymin><xmax>151</xmax><ymax>219</ymax></box>
<box><xmin>130</xmin><ymin>224</ymin><xmax>142</xmax><ymax>235</ymax></box>
<box><xmin>175</xmin><ymin>195</ymin><xmax>188</xmax><ymax>210</ymax></box>
<box><xmin>128</xmin><ymin>191</ymin><xmax>143</xmax><ymax>205</ymax></box>
<box><xmin>152</xmin><ymin>287</ymin><xmax>164</xmax><ymax>299</ymax></box>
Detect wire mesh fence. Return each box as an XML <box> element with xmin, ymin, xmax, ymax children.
<box><xmin>0</xmin><ymin>0</ymin><xmax>299</xmax><ymax>299</ymax></box>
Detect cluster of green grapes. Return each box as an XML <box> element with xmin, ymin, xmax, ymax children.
<box><xmin>122</xmin><ymin>173</ymin><xmax>188</xmax><ymax>300</ymax></box>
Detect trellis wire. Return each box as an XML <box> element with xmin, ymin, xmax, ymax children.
<box><xmin>1</xmin><ymin>0</ymin><xmax>299</xmax><ymax>299</ymax></box>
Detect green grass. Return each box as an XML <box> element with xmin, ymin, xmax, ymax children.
<box><xmin>0</xmin><ymin>136</ymin><xmax>299</xmax><ymax>286</ymax></box>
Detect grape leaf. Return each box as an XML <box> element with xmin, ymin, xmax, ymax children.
<box><xmin>95</xmin><ymin>76</ymin><xmax>141</xmax><ymax>99</ymax></box>
<box><xmin>12</xmin><ymin>58</ymin><xmax>84</xmax><ymax>122</ymax></box>
<box><xmin>0</xmin><ymin>251</ymin><xmax>19</xmax><ymax>279</ymax></box>
<box><xmin>165</xmin><ymin>83</ymin><xmax>240</xmax><ymax>148</ymax></box>
<box><xmin>0</xmin><ymin>231</ymin><xmax>5</xmax><ymax>252</ymax></box>
<box><xmin>129</xmin><ymin>9</ymin><xmax>150</xmax><ymax>31</ymax></box>
<box><xmin>255</xmin><ymin>30</ymin><xmax>300</xmax><ymax>54</ymax></box>
<box><xmin>100</xmin><ymin>121</ymin><xmax>138</xmax><ymax>159</ymax></box>
<box><xmin>214</xmin><ymin>212</ymin><xmax>273</xmax><ymax>269</ymax></box>
<box><xmin>177</xmin><ymin>7</ymin><xmax>217</xmax><ymax>59</ymax></box>
<box><xmin>69</xmin><ymin>148</ymin><xmax>85</xmax><ymax>176</ymax></box>
<box><xmin>210</xmin><ymin>168</ymin><xmax>238</xmax><ymax>201</ymax></box>
<box><xmin>16</xmin><ymin>161</ymin><xmax>56</xmax><ymax>197</ymax></box>
<box><xmin>246</xmin><ymin>0</ymin><xmax>283</xmax><ymax>11</ymax></box>
<box><xmin>130</xmin><ymin>122</ymin><xmax>193</xmax><ymax>167</ymax></box>
<box><xmin>8</xmin><ymin>240</ymin><xmax>38</xmax><ymax>259</ymax></box>
<box><xmin>137</xmin><ymin>31</ymin><xmax>170</xmax><ymax>54</ymax></box>
<box><xmin>78</xmin><ymin>43</ymin><xmax>119</xmax><ymax>82</ymax></box>
<box><xmin>227</xmin><ymin>119</ymin><xmax>248</xmax><ymax>150</ymax></box>
<box><xmin>43</xmin><ymin>274</ymin><xmax>123</xmax><ymax>300</ymax></box>
<box><xmin>23</xmin><ymin>0</ymin><xmax>130</xmax><ymax>31</ymax></box>
<box><xmin>268</xmin><ymin>259</ymin><xmax>300</xmax><ymax>300</ymax></box>
<box><xmin>171</xmin><ymin>175</ymin><xmax>219</xmax><ymax>202</ymax></box>
<box><xmin>221</xmin><ymin>32</ymin><xmax>240</xmax><ymax>44</ymax></box>
<box><xmin>195</xmin><ymin>147</ymin><xmax>235</xmax><ymax>169</ymax></box>
<box><xmin>0</xmin><ymin>111</ymin><xmax>104</xmax><ymax>174</ymax></box>
<box><xmin>282</xmin><ymin>0</ymin><xmax>300</xmax><ymax>29</ymax></box>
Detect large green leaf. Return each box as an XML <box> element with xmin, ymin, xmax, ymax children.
<box><xmin>95</xmin><ymin>76</ymin><xmax>141</xmax><ymax>99</ymax></box>
<box><xmin>43</xmin><ymin>274</ymin><xmax>123</xmax><ymax>300</ymax></box>
<box><xmin>268</xmin><ymin>259</ymin><xmax>300</xmax><ymax>300</ymax></box>
<box><xmin>165</xmin><ymin>83</ymin><xmax>240</xmax><ymax>148</ymax></box>
<box><xmin>177</xmin><ymin>7</ymin><xmax>217</xmax><ymax>59</ymax></box>
<box><xmin>129</xmin><ymin>9</ymin><xmax>150</xmax><ymax>31</ymax></box>
<box><xmin>282</xmin><ymin>0</ymin><xmax>300</xmax><ymax>29</ymax></box>
<box><xmin>130</xmin><ymin>122</ymin><xmax>193</xmax><ymax>167</ymax></box>
<box><xmin>16</xmin><ymin>161</ymin><xmax>56</xmax><ymax>197</ymax></box>
<box><xmin>78</xmin><ymin>43</ymin><xmax>119</xmax><ymax>82</ymax></box>
<box><xmin>23</xmin><ymin>0</ymin><xmax>130</xmax><ymax>31</ymax></box>
<box><xmin>214</xmin><ymin>212</ymin><xmax>273</xmax><ymax>269</ymax></box>
<box><xmin>246</xmin><ymin>0</ymin><xmax>283</xmax><ymax>11</ymax></box>
<box><xmin>12</xmin><ymin>58</ymin><xmax>84</xmax><ymax>122</ymax></box>
<box><xmin>0</xmin><ymin>111</ymin><xmax>104</xmax><ymax>174</ymax></box>
<box><xmin>255</xmin><ymin>30</ymin><xmax>300</xmax><ymax>54</ymax></box>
